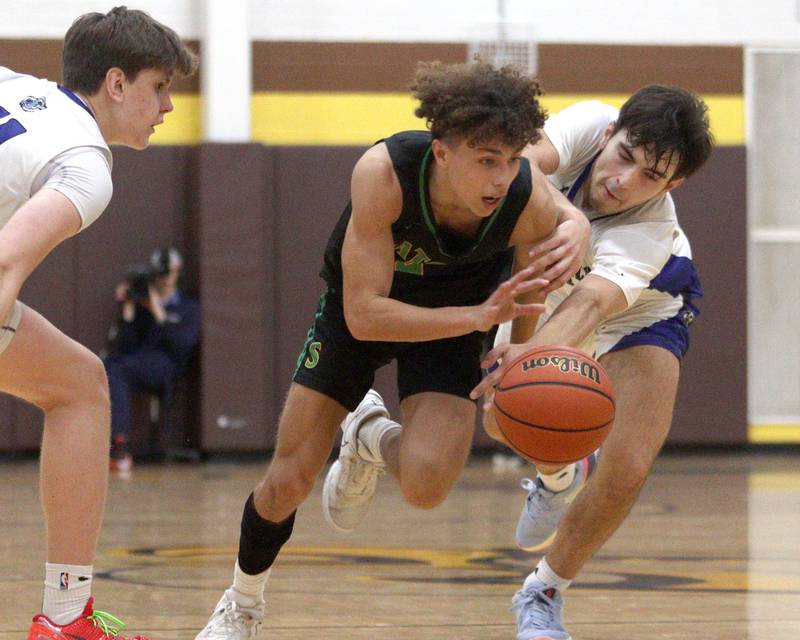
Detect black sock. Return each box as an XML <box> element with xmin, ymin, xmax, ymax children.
<box><xmin>237</xmin><ymin>493</ymin><xmax>296</xmax><ymax>575</ymax></box>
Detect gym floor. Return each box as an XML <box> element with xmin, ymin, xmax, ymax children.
<box><xmin>2</xmin><ymin>451</ymin><xmax>798</xmax><ymax>639</ymax></box>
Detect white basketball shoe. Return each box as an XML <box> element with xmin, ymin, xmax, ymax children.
<box><xmin>195</xmin><ymin>590</ymin><xmax>264</xmax><ymax>640</ymax></box>
<box><xmin>322</xmin><ymin>389</ymin><xmax>392</xmax><ymax>532</ymax></box>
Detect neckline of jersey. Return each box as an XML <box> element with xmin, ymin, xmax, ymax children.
<box><xmin>58</xmin><ymin>85</ymin><xmax>96</xmax><ymax>121</ymax></box>
<box><xmin>417</xmin><ymin>145</ymin><xmax>507</xmax><ymax>259</ymax></box>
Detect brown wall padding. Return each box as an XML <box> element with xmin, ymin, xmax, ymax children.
<box><xmin>271</xmin><ymin>146</ymin><xmax>404</xmax><ymax>427</ymax></box>
<box><xmin>0</xmin><ymin>143</ymin><xmax>748</xmax><ymax>452</ymax></box>
<box><xmin>671</xmin><ymin>147</ymin><xmax>747</xmax><ymax>443</ymax></box>
<box><xmin>202</xmin><ymin>144</ymin><xmax>748</xmax><ymax>450</ymax></box>
<box><xmin>0</xmin><ymin>146</ymin><xmax>200</xmax><ymax>452</ymax></box>
<box><xmin>197</xmin><ymin>145</ymin><xmax>278</xmax><ymax>451</ymax></box>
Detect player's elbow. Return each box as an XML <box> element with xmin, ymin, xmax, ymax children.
<box><xmin>0</xmin><ymin>262</ymin><xmax>24</xmax><ymax>301</ymax></box>
<box><xmin>344</xmin><ymin>302</ymin><xmax>372</xmax><ymax>341</ymax></box>
<box><xmin>573</xmin><ymin>281</ymin><xmax>625</xmax><ymax>324</ymax></box>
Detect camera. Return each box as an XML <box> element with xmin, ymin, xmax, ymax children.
<box><xmin>125</xmin><ymin>264</ymin><xmax>154</xmax><ymax>302</ymax></box>
<box><xmin>123</xmin><ymin>248</ymin><xmax>183</xmax><ymax>303</ymax></box>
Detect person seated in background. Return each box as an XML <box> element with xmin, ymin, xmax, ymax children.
<box><xmin>104</xmin><ymin>246</ymin><xmax>201</xmax><ymax>471</ymax></box>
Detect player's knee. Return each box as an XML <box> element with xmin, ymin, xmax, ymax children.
<box><xmin>76</xmin><ymin>352</ymin><xmax>110</xmax><ymax>409</ymax></box>
<box><xmin>400</xmin><ymin>461</ymin><xmax>452</xmax><ymax>509</ymax></box>
<box><xmin>401</xmin><ymin>482</ymin><xmax>446</xmax><ymax>509</ymax></box>
<box><xmin>599</xmin><ymin>454</ymin><xmax>653</xmax><ymax>499</ymax></box>
<box><xmin>39</xmin><ymin>350</ymin><xmax>109</xmax><ymax>413</ymax></box>
<box><xmin>261</xmin><ymin>462</ymin><xmax>316</xmax><ymax>510</ymax></box>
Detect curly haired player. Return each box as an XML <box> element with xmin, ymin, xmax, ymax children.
<box><xmin>195</xmin><ymin>60</ymin><xmax>590</xmax><ymax>639</ymax></box>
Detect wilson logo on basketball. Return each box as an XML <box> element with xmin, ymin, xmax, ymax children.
<box><xmin>521</xmin><ymin>356</ymin><xmax>601</xmax><ymax>384</ymax></box>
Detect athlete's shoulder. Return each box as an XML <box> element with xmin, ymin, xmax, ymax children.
<box><xmin>351</xmin><ymin>143</ymin><xmax>402</xmax><ymax>221</ymax></box>
<box><xmin>383</xmin><ymin>130</ymin><xmax>432</xmax><ymax>145</ymax></box>
<box><xmin>545</xmin><ymin>101</ymin><xmax>617</xmax><ymax>180</ymax></box>
<box><xmin>546</xmin><ymin>100</ymin><xmax>618</xmax><ymax>134</ymax></box>
<box><xmin>0</xmin><ymin>66</ymin><xmax>25</xmax><ymax>83</ymax></box>
<box><xmin>0</xmin><ymin>67</ymin><xmax>53</xmax><ymax>96</ymax></box>
<box><xmin>355</xmin><ymin>142</ymin><xmax>395</xmax><ymax>182</ymax></box>
<box><xmin>627</xmin><ymin>191</ymin><xmax>677</xmax><ymax>223</ymax></box>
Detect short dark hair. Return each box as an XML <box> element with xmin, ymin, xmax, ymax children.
<box><xmin>412</xmin><ymin>60</ymin><xmax>546</xmax><ymax>149</ymax></box>
<box><xmin>614</xmin><ymin>85</ymin><xmax>713</xmax><ymax>180</ymax></box>
<box><xmin>62</xmin><ymin>6</ymin><xmax>198</xmax><ymax>94</ymax></box>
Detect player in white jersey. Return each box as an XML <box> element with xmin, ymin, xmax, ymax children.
<box><xmin>0</xmin><ymin>8</ymin><xmax>197</xmax><ymax>640</ymax></box>
<box><xmin>472</xmin><ymin>86</ymin><xmax>713</xmax><ymax>639</ymax></box>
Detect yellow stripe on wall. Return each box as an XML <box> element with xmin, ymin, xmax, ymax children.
<box><xmin>149</xmin><ymin>92</ymin><xmax>744</xmax><ymax>146</ymax></box>
<box><xmin>150</xmin><ymin>94</ymin><xmax>202</xmax><ymax>145</ymax></box>
<box><xmin>748</xmin><ymin>424</ymin><xmax>800</xmax><ymax>444</ymax></box>
<box><xmin>540</xmin><ymin>94</ymin><xmax>743</xmax><ymax>147</ymax></box>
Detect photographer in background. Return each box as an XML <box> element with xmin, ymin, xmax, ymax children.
<box><xmin>104</xmin><ymin>247</ymin><xmax>201</xmax><ymax>472</ymax></box>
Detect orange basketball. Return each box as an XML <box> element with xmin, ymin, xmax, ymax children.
<box><xmin>493</xmin><ymin>345</ymin><xmax>615</xmax><ymax>464</ymax></box>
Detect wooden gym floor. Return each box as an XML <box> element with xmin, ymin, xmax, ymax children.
<box><xmin>1</xmin><ymin>452</ymin><xmax>799</xmax><ymax>639</ymax></box>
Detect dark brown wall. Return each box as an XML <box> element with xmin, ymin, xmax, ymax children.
<box><xmin>0</xmin><ymin>143</ymin><xmax>748</xmax><ymax>452</ymax></box>
<box><xmin>2</xmin><ymin>39</ymin><xmax>740</xmax><ymax>97</ymax></box>
<box><xmin>194</xmin><ymin>145</ymin><xmax>403</xmax><ymax>451</ymax></box>
<box><xmin>0</xmin><ymin>38</ymin><xmax>747</xmax><ymax>451</ymax></box>
<box><xmin>0</xmin><ymin>146</ymin><xmax>200</xmax><ymax>452</ymax></box>
<box><xmin>196</xmin><ymin>144</ymin><xmax>748</xmax><ymax>450</ymax></box>
<box><xmin>671</xmin><ymin>147</ymin><xmax>747</xmax><ymax>443</ymax></box>
<box><xmin>252</xmin><ymin>42</ymin><xmax>742</xmax><ymax>94</ymax></box>
<box><xmin>0</xmin><ymin>39</ymin><xmax>200</xmax><ymax>92</ymax></box>
<box><xmin>197</xmin><ymin>145</ymin><xmax>279</xmax><ymax>451</ymax></box>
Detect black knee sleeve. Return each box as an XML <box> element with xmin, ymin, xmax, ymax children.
<box><xmin>237</xmin><ymin>493</ymin><xmax>296</xmax><ymax>575</ymax></box>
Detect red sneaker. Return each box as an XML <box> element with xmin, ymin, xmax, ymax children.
<box><xmin>28</xmin><ymin>598</ymin><xmax>149</xmax><ymax>640</ymax></box>
<box><xmin>110</xmin><ymin>436</ymin><xmax>133</xmax><ymax>473</ymax></box>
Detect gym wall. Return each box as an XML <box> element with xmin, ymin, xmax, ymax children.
<box><xmin>0</xmin><ymin>41</ymin><xmax>746</xmax><ymax>451</ymax></box>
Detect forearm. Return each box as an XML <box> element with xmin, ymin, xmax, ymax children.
<box><xmin>528</xmin><ymin>288</ymin><xmax>607</xmax><ymax>349</ymax></box>
<box><xmin>0</xmin><ymin>266</ymin><xmax>23</xmax><ymax>327</ymax></box>
<box><xmin>346</xmin><ymin>294</ymin><xmax>480</xmax><ymax>342</ymax></box>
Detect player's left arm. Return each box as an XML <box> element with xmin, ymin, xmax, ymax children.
<box><xmin>0</xmin><ymin>148</ymin><xmax>111</xmax><ymax>326</ymax></box>
<box><xmin>0</xmin><ymin>190</ymin><xmax>83</xmax><ymax>324</ymax></box>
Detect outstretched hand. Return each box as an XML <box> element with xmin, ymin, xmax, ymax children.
<box><xmin>527</xmin><ymin>213</ymin><xmax>590</xmax><ymax>294</ymax></box>
<box><xmin>470</xmin><ymin>341</ymin><xmax>534</xmax><ymax>402</ymax></box>
<box><xmin>473</xmin><ymin>266</ymin><xmax>548</xmax><ymax>333</ymax></box>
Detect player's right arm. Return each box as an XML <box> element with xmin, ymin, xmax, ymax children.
<box><xmin>521</xmin><ymin>130</ymin><xmax>560</xmax><ymax>175</ymax></box>
<box><xmin>342</xmin><ymin>144</ymin><xmax>545</xmax><ymax>342</ymax></box>
<box><xmin>0</xmin><ymin>189</ymin><xmax>84</xmax><ymax>324</ymax></box>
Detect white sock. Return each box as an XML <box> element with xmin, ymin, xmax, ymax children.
<box><xmin>229</xmin><ymin>560</ymin><xmax>270</xmax><ymax>606</ymax></box>
<box><xmin>357</xmin><ymin>416</ymin><xmax>401</xmax><ymax>463</ymax></box>
<box><xmin>524</xmin><ymin>557</ymin><xmax>571</xmax><ymax>591</ymax></box>
<box><xmin>538</xmin><ymin>463</ymin><xmax>576</xmax><ymax>492</ymax></box>
<box><xmin>42</xmin><ymin>563</ymin><xmax>93</xmax><ymax>625</ymax></box>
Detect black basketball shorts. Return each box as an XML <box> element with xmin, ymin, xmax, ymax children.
<box><xmin>292</xmin><ymin>290</ymin><xmax>486</xmax><ymax>411</ymax></box>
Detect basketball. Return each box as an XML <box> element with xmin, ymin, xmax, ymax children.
<box><xmin>493</xmin><ymin>345</ymin><xmax>615</xmax><ymax>464</ymax></box>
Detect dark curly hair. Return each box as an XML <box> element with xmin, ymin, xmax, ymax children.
<box><xmin>412</xmin><ymin>60</ymin><xmax>545</xmax><ymax>149</ymax></box>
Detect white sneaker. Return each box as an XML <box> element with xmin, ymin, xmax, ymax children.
<box><xmin>322</xmin><ymin>389</ymin><xmax>389</xmax><ymax>532</ymax></box>
<box><xmin>195</xmin><ymin>590</ymin><xmax>264</xmax><ymax>640</ymax></box>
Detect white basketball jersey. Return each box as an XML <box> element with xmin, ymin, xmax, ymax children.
<box><xmin>543</xmin><ymin>100</ymin><xmax>693</xmax><ymax>313</ymax></box>
<box><xmin>0</xmin><ymin>67</ymin><xmax>112</xmax><ymax>229</ymax></box>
